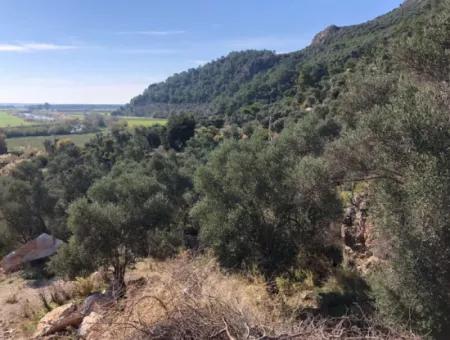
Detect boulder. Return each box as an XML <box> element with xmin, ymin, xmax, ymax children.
<box><xmin>80</xmin><ymin>293</ymin><xmax>114</xmax><ymax>315</ymax></box>
<box><xmin>78</xmin><ymin>312</ymin><xmax>102</xmax><ymax>338</ymax></box>
<box><xmin>0</xmin><ymin>233</ymin><xmax>63</xmax><ymax>273</ymax></box>
<box><xmin>33</xmin><ymin>303</ymin><xmax>83</xmax><ymax>338</ymax></box>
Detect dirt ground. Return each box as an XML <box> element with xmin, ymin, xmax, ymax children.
<box><xmin>0</xmin><ymin>263</ymin><xmax>154</xmax><ymax>339</ymax></box>
<box><xmin>0</xmin><ymin>272</ymin><xmax>73</xmax><ymax>339</ymax></box>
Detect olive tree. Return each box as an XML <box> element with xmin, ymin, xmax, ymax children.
<box><xmin>192</xmin><ymin>130</ymin><xmax>340</xmax><ymax>275</ymax></box>
<box><xmin>66</xmin><ymin>166</ymin><xmax>173</xmax><ymax>296</ymax></box>
<box><xmin>329</xmin><ymin>74</ymin><xmax>450</xmax><ymax>337</ymax></box>
<box><xmin>0</xmin><ymin>160</ymin><xmax>54</xmax><ymax>243</ymax></box>
<box><xmin>365</xmin><ymin>83</ymin><xmax>450</xmax><ymax>338</ymax></box>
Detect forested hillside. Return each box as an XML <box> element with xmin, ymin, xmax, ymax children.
<box><xmin>115</xmin><ymin>0</ymin><xmax>432</xmax><ymax>121</ymax></box>
<box><xmin>1</xmin><ymin>0</ymin><xmax>449</xmax><ymax>339</ymax></box>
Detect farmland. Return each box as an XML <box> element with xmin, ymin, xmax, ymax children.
<box><xmin>6</xmin><ymin>132</ymin><xmax>98</xmax><ymax>152</ymax></box>
<box><xmin>0</xmin><ymin>111</ymin><xmax>32</xmax><ymax>127</ymax></box>
<box><xmin>120</xmin><ymin>117</ymin><xmax>167</xmax><ymax>127</ymax></box>
<box><xmin>65</xmin><ymin>112</ymin><xmax>167</xmax><ymax>127</ymax></box>
<box><xmin>1</xmin><ymin>110</ymin><xmax>167</xmax><ymax>152</ymax></box>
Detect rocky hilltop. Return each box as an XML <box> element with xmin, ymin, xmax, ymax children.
<box><xmin>311</xmin><ymin>25</ymin><xmax>341</xmax><ymax>46</ymax></box>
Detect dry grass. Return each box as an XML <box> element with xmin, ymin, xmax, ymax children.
<box><xmin>74</xmin><ymin>276</ymin><xmax>97</xmax><ymax>298</ymax></box>
<box><xmin>85</xmin><ymin>252</ymin><xmax>420</xmax><ymax>340</ymax></box>
<box><xmin>37</xmin><ymin>281</ymin><xmax>76</xmax><ymax>312</ymax></box>
<box><xmin>5</xmin><ymin>294</ymin><xmax>18</xmax><ymax>304</ymax></box>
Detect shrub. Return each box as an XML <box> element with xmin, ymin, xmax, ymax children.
<box><xmin>74</xmin><ymin>277</ymin><xmax>96</xmax><ymax>298</ymax></box>
<box><xmin>0</xmin><ymin>131</ymin><xmax>7</xmax><ymax>154</ymax></box>
<box><xmin>48</xmin><ymin>238</ymin><xmax>97</xmax><ymax>279</ymax></box>
<box><xmin>192</xmin><ymin>130</ymin><xmax>340</xmax><ymax>275</ymax></box>
<box><xmin>5</xmin><ymin>294</ymin><xmax>18</xmax><ymax>304</ymax></box>
<box><xmin>147</xmin><ymin>228</ymin><xmax>182</xmax><ymax>260</ymax></box>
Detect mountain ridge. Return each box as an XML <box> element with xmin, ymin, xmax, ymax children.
<box><xmin>114</xmin><ymin>0</ymin><xmax>433</xmax><ymax>119</ymax></box>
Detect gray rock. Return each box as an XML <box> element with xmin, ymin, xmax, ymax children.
<box><xmin>1</xmin><ymin>233</ymin><xmax>64</xmax><ymax>273</ymax></box>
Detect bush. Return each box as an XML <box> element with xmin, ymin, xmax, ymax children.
<box><xmin>166</xmin><ymin>114</ymin><xmax>196</xmax><ymax>151</ymax></box>
<box><xmin>48</xmin><ymin>238</ymin><xmax>97</xmax><ymax>279</ymax></box>
<box><xmin>74</xmin><ymin>277</ymin><xmax>97</xmax><ymax>297</ymax></box>
<box><xmin>0</xmin><ymin>131</ymin><xmax>7</xmax><ymax>154</ymax></box>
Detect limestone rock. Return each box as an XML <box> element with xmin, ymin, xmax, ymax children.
<box><xmin>33</xmin><ymin>303</ymin><xmax>83</xmax><ymax>338</ymax></box>
<box><xmin>78</xmin><ymin>312</ymin><xmax>102</xmax><ymax>338</ymax></box>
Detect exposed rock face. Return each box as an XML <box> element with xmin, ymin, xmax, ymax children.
<box><xmin>0</xmin><ymin>233</ymin><xmax>64</xmax><ymax>273</ymax></box>
<box><xmin>311</xmin><ymin>25</ymin><xmax>341</xmax><ymax>46</ymax></box>
<box><xmin>341</xmin><ymin>192</ymin><xmax>384</xmax><ymax>274</ymax></box>
<box><xmin>342</xmin><ymin>193</ymin><xmax>368</xmax><ymax>251</ymax></box>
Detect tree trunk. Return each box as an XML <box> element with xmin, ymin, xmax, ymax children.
<box><xmin>111</xmin><ymin>264</ymin><xmax>126</xmax><ymax>299</ymax></box>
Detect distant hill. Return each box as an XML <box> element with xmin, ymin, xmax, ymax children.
<box><xmin>114</xmin><ymin>0</ymin><xmax>434</xmax><ymax>119</ymax></box>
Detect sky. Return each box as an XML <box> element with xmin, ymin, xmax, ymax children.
<box><xmin>0</xmin><ymin>0</ymin><xmax>403</xmax><ymax>104</ymax></box>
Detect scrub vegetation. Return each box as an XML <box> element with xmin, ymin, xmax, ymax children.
<box><xmin>0</xmin><ymin>1</ymin><xmax>449</xmax><ymax>339</ymax></box>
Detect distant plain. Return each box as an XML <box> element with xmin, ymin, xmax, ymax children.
<box><xmin>2</xmin><ymin>110</ymin><xmax>167</xmax><ymax>151</ymax></box>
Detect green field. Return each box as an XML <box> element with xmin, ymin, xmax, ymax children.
<box><xmin>4</xmin><ymin>114</ymin><xmax>167</xmax><ymax>151</ymax></box>
<box><xmin>6</xmin><ymin>133</ymin><xmax>98</xmax><ymax>152</ymax></box>
<box><xmin>67</xmin><ymin>111</ymin><xmax>112</xmax><ymax>118</ymax></box>
<box><xmin>0</xmin><ymin>111</ymin><xmax>32</xmax><ymax>127</ymax></box>
<box><xmin>65</xmin><ymin>114</ymin><xmax>167</xmax><ymax>127</ymax></box>
<box><xmin>120</xmin><ymin>117</ymin><xmax>167</xmax><ymax>127</ymax></box>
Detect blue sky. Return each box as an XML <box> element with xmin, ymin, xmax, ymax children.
<box><xmin>0</xmin><ymin>0</ymin><xmax>403</xmax><ymax>104</ymax></box>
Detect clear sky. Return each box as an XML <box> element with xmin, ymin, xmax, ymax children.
<box><xmin>0</xmin><ymin>0</ymin><xmax>403</xmax><ymax>104</ymax></box>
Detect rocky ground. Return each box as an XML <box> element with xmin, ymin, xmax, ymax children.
<box><xmin>0</xmin><ymin>255</ymin><xmax>274</xmax><ymax>339</ymax></box>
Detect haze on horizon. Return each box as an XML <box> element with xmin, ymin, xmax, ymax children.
<box><xmin>0</xmin><ymin>0</ymin><xmax>402</xmax><ymax>105</ymax></box>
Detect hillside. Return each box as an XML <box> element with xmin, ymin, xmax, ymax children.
<box><xmin>114</xmin><ymin>0</ymin><xmax>432</xmax><ymax>119</ymax></box>
<box><xmin>1</xmin><ymin>0</ymin><xmax>449</xmax><ymax>338</ymax></box>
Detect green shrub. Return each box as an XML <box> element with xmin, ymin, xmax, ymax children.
<box><xmin>147</xmin><ymin>228</ymin><xmax>183</xmax><ymax>260</ymax></box>
<box><xmin>48</xmin><ymin>238</ymin><xmax>97</xmax><ymax>279</ymax></box>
